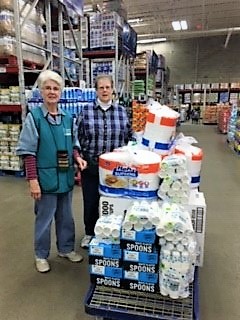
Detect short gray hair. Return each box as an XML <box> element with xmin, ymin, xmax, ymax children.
<box><xmin>37</xmin><ymin>70</ymin><xmax>64</xmax><ymax>91</ymax></box>
<box><xmin>95</xmin><ymin>74</ymin><xmax>114</xmax><ymax>90</ymax></box>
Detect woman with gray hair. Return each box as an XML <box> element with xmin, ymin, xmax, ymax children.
<box><xmin>16</xmin><ymin>70</ymin><xmax>87</xmax><ymax>273</ymax></box>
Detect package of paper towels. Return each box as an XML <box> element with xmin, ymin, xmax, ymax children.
<box><xmin>99</xmin><ymin>149</ymin><xmax>161</xmax><ymax>199</ymax></box>
<box><xmin>142</xmin><ymin>102</ymin><xmax>179</xmax><ymax>155</ymax></box>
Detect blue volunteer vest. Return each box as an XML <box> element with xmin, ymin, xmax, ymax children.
<box><xmin>31</xmin><ymin>107</ymin><xmax>75</xmax><ymax>193</ymax></box>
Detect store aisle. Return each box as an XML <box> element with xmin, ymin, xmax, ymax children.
<box><xmin>0</xmin><ymin>124</ymin><xmax>240</xmax><ymax>320</ymax></box>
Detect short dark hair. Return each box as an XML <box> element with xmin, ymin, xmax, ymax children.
<box><xmin>95</xmin><ymin>74</ymin><xmax>114</xmax><ymax>90</ymax></box>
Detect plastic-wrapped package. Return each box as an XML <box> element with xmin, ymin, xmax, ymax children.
<box><xmin>0</xmin><ymin>0</ymin><xmax>45</xmax><ymax>26</ymax></box>
<box><xmin>0</xmin><ymin>11</ymin><xmax>45</xmax><ymax>46</ymax></box>
<box><xmin>0</xmin><ymin>36</ymin><xmax>45</xmax><ymax>65</ymax></box>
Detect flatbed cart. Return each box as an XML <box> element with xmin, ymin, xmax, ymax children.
<box><xmin>85</xmin><ymin>268</ymin><xmax>200</xmax><ymax>320</ymax></box>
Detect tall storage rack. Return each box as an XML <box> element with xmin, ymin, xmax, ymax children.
<box><xmin>0</xmin><ymin>0</ymin><xmax>83</xmax><ymax>122</ymax></box>
<box><xmin>82</xmin><ymin>11</ymin><xmax>136</xmax><ymax>98</ymax></box>
<box><xmin>0</xmin><ymin>0</ymin><xmax>83</xmax><ymax>175</ymax></box>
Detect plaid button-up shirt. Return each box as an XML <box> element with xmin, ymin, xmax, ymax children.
<box><xmin>77</xmin><ymin>101</ymin><xmax>133</xmax><ymax>161</ymax></box>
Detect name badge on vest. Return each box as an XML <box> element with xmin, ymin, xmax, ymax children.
<box><xmin>64</xmin><ymin>129</ymin><xmax>72</xmax><ymax>136</ymax></box>
<box><xmin>57</xmin><ymin>150</ymin><xmax>69</xmax><ymax>171</ymax></box>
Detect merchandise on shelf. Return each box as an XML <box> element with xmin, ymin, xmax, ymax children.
<box><xmin>202</xmin><ymin>105</ymin><xmax>218</xmax><ymax>124</ymax></box>
<box><xmin>227</xmin><ymin>104</ymin><xmax>238</xmax><ymax>145</ymax></box>
<box><xmin>89</xmin><ymin>12</ymin><xmax>123</xmax><ymax>50</ymax></box>
<box><xmin>28</xmin><ymin>87</ymin><xmax>96</xmax><ymax>117</ymax></box>
<box><xmin>0</xmin><ymin>86</ymin><xmax>20</xmax><ymax>104</ymax></box>
<box><xmin>131</xmin><ymin>100</ymin><xmax>148</xmax><ymax>133</ymax></box>
<box><xmin>0</xmin><ymin>1</ymin><xmax>46</xmax><ymax>65</ymax></box>
<box><xmin>233</xmin><ymin>117</ymin><xmax>240</xmax><ymax>153</ymax></box>
<box><xmin>217</xmin><ymin>105</ymin><xmax>231</xmax><ymax>134</ymax></box>
<box><xmin>0</xmin><ymin>123</ymin><xmax>22</xmax><ymax>171</ymax></box>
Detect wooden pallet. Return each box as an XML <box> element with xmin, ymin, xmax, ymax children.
<box><xmin>0</xmin><ymin>55</ymin><xmax>44</xmax><ymax>70</ymax></box>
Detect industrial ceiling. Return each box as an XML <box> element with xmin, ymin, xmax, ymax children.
<box><xmin>84</xmin><ymin>0</ymin><xmax>240</xmax><ymax>42</ymax></box>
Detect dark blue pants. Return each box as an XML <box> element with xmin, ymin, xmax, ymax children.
<box><xmin>81</xmin><ymin>168</ymin><xmax>100</xmax><ymax>235</ymax></box>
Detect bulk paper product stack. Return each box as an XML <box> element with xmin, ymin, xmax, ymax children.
<box><xmin>121</xmin><ymin>200</ymin><xmax>160</xmax><ymax>293</ymax></box>
<box><xmin>227</xmin><ymin>104</ymin><xmax>238</xmax><ymax>146</ymax></box>
<box><xmin>187</xmin><ymin>189</ymin><xmax>206</xmax><ymax>267</ymax></box>
<box><xmin>142</xmin><ymin>101</ymin><xmax>179</xmax><ymax>156</ymax></box>
<box><xmin>158</xmin><ymin>154</ymin><xmax>191</xmax><ymax>205</ymax></box>
<box><xmin>155</xmin><ymin>202</ymin><xmax>197</xmax><ymax>299</ymax></box>
<box><xmin>99</xmin><ymin>148</ymin><xmax>161</xmax><ymax>199</ymax></box>
<box><xmin>173</xmin><ymin>134</ymin><xmax>203</xmax><ymax>189</ymax></box>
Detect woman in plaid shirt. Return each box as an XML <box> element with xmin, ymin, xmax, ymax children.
<box><xmin>76</xmin><ymin>74</ymin><xmax>133</xmax><ymax>248</ymax></box>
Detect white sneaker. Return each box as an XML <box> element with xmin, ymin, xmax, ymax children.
<box><xmin>35</xmin><ymin>258</ymin><xmax>50</xmax><ymax>273</ymax></box>
<box><xmin>80</xmin><ymin>235</ymin><xmax>92</xmax><ymax>249</ymax></box>
<box><xmin>58</xmin><ymin>251</ymin><xmax>83</xmax><ymax>263</ymax></box>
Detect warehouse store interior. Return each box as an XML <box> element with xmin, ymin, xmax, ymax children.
<box><xmin>1</xmin><ymin>0</ymin><xmax>240</xmax><ymax>320</ymax></box>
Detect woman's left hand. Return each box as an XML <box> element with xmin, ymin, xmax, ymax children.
<box><xmin>76</xmin><ymin>157</ymin><xmax>87</xmax><ymax>171</ymax></box>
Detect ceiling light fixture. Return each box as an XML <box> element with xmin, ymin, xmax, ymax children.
<box><xmin>137</xmin><ymin>37</ymin><xmax>167</xmax><ymax>44</ymax></box>
<box><xmin>180</xmin><ymin>20</ymin><xmax>188</xmax><ymax>30</ymax></box>
<box><xmin>128</xmin><ymin>18</ymin><xmax>143</xmax><ymax>24</ymax></box>
<box><xmin>172</xmin><ymin>20</ymin><xmax>188</xmax><ymax>31</ymax></box>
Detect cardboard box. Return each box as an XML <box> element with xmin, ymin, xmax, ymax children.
<box><xmin>123</xmin><ymin>270</ymin><xmax>158</xmax><ymax>283</ymax></box>
<box><xmin>89</xmin><ymin>256</ymin><xmax>122</xmax><ymax>268</ymax></box>
<box><xmin>99</xmin><ymin>196</ymin><xmax>133</xmax><ymax>216</ymax></box>
<box><xmin>89</xmin><ymin>238</ymin><xmax>122</xmax><ymax>259</ymax></box>
<box><xmin>123</xmin><ymin>261</ymin><xmax>159</xmax><ymax>274</ymax></box>
<box><xmin>187</xmin><ymin>190</ymin><xmax>207</xmax><ymax>267</ymax></box>
<box><xmin>90</xmin><ymin>275</ymin><xmax>123</xmax><ymax>288</ymax></box>
<box><xmin>123</xmin><ymin>250</ymin><xmax>159</xmax><ymax>264</ymax></box>
<box><xmin>121</xmin><ymin>279</ymin><xmax>159</xmax><ymax>293</ymax></box>
<box><xmin>120</xmin><ymin>240</ymin><xmax>159</xmax><ymax>253</ymax></box>
<box><xmin>121</xmin><ymin>229</ymin><xmax>157</xmax><ymax>244</ymax></box>
<box><xmin>90</xmin><ymin>265</ymin><xmax>122</xmax><ymax>278</ymax></box>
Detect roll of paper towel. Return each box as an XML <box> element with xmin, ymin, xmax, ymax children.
<box><xmin>174</xmin><ymin>145</ymin><xmax>203</xmax><ymax>188</ymax></box>
<box><xmin>99</xmin><ymin>149</ymin><xmax>161</xmax><ymax>199</ymax></box>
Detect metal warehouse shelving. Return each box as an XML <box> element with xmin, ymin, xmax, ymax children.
<box><xmin>1</xmin><ymin>0</ymin><xmax>83</xmax><ymax>122</ymax></box>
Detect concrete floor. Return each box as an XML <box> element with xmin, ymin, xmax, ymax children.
<box><xmin>0</xmin><ymin>123</ymin><xmax>240</xmax><ymax>320</ymax></box>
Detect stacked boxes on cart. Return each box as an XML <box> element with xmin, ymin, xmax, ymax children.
<box><xmin>0</xmin><ymin>123</ymin><xmax>22</xmax><ymax>170</ymax></box>
<box><xmin>89</xmin><ymin>191</ymin><xmax>206</xmax><ymax>295</ymax></box>
<box><xmin>89</xmin><ymin>102</ymin><xmax>207</xmax><ymax>297</ymax></box>
<box><xmin>0</xmin><ymin>0</ymin><xmax>45</xmax><ymax>65</ymax></box>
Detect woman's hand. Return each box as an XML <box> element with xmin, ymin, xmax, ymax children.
<box><xmin>28</xmin><ymin>179</ymin><xmax>41</xmax><ymax>200</ymax></box>
<box><xmin>76</xmin><ymin>156</ymin><xmax>88</xmax><ymax>171</ymax></box>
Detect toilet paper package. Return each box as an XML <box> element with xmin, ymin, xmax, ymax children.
<box><xmin>99</xmin><ymin>149</ymin><xmax>161</xmax><ymax>199</ymax></box>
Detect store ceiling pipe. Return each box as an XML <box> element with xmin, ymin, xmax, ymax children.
<box><xmin>137</xmin><ymin>27</ymin><xmax>240</xmax><ymax>41</ymax></box>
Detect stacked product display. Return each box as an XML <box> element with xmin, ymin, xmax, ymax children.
<box><xmin>233</xmin><ymin>117</ymin><xmax>240</xmax><ymax>153</ymax></box>
<box><xmin>0</xmin><ymin>123</ymin><xmax>22</xmax><ymax>172</ymax></box>
<box><xmin>218</xmin><ymin>105</ymin><xmax>231</xmax><ymax>134</ymax></box>
<box><xmin>0</xmin><ymin>0</ymin><xmax>45</xmax><ymax>65</ymax></box>
<box><xmin>227</xmin><ymin>104</ymin><xmax>239</xmax><ymax>152</ymax></box>
<box><xmin>87</xmin><ymin>100</ymin><xmax>206</xmax><ymax>311</ymax></box>
<box><xmin>28</xmin><ymin>87</ymin><xmax>96</xmax><ymax>117</ymax></box>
